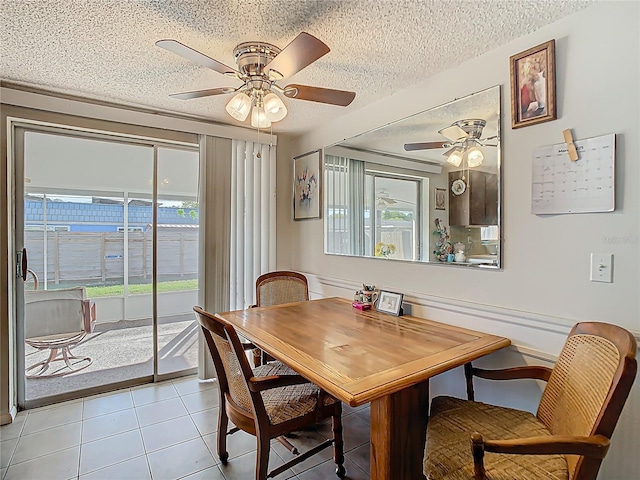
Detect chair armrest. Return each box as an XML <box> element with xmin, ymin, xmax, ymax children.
<box><xmin>471</xmin><ymin>365</ymin><xmax>552</xmax><ymax>382</ymax></box>
<box><xmin>242</xmin><ymin>341</ymin><xmax>257</xmax><ymax>351</ymax></box>
<box><xmin>473</xmin><ymin>432</ymin><xmax>610</xmax><ymax>458</ymax></box>
<box><xmin>248</xmin><ymin>374</ymin><xmax>309</xmax><ymax>392</ymax></box>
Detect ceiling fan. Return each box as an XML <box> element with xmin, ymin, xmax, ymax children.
<box><xmin>403</xmin><ymin>119</ymin><xmax>497</xmax><ymax>168</ymax></box>
<box><xmin>375</xmin><ymin>189</ymin><xmax>415</xmax><ymax>207</ymax></box>
<box><xmin>156</xmin><ymin>32</ymin><xmax>356</xmax><ymax>128</ymax></box>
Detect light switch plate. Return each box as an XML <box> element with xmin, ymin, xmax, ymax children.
<box><xmin>590</xmin><ymin>253</ymin><xmax>613</xmax><ymax>283</ymax></box>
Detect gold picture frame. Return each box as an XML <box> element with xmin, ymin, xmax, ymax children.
<box><xmin>510</xmin><ymin>39</ymin><xmax>556</xmax><ymax>129</ymax></box>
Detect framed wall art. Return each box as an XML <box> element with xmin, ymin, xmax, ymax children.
<box><xmin>434</xmin><ymin>188</ymin><xmax>446</xmax><ymax>210</ymax></box>
<box><xmin>293</xmin><ymin>149</ymin><xmax>322</xmax><ymax>220</ymax></box>
<box><xmin>510</xmin><ymin>39</ymin><xmax>556</xmax><ymax>129</ymax></box>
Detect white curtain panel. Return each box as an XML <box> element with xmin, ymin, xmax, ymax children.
<box><xmin>229</xmin><ymin>140</ymin><xmax>276</xmax><ymax>310</ymax></box>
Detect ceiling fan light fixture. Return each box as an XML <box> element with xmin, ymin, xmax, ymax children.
<box><xmin>263</xmin><ymin>92</ymin><xmax>288</xmax><ymax>122</ymax></box>
<box><xmin>446</xmin><ymin>149</ymin><xmax>464</xmax><ymax>167</ymax></box>
<box><xmin>251</xmin><ymin>104</ymin><xmax>272</xmax><ymax>128</ymax></box>
<box><xmin>225</xmin><ymin>92</ymin><xmax>251</xmax><ymax>121</ymax></box>
<box><xmin>466</xmin><ymin>147</ymin><xmax>484</xmax><ymax>167</ymax></box>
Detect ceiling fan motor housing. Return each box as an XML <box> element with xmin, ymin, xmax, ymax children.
<box><xmin>233</xmin><ymin>42</ymin><xmax>281</xmax><ymax>77</ymax></box>
<box><xmin>454</xmin><ymin>119</ymin><xmax>486</xmax><ymax>140</ymax></box>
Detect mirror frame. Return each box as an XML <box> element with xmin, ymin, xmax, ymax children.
<box><xmin>323</xmin><ymin>85</ymin><xmax>502</xmax><ymax>269</ymax></box>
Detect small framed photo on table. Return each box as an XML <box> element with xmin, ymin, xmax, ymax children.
<box><xmin>376</xmin><ymin>290</ymin><xmax>404</xmax><ymax>316</ymax></box>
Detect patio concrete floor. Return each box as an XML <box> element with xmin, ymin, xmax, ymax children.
<box><xmin>25</xmin><ymin>314</ymin><xmax>198</xmax><ymax>402</ymax></box>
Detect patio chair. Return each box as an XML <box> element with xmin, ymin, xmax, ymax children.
<box><xmin>24</xmin><ymin>287</ymin><xmax>96</xmax><ymax>378</ymax></box>
<box><xmin>423</xmin><ymin>322</ymin><xmax>637</xmax><ymax>480</ymax></box>
<box><xmin>251</xmin><ymin>271</ymin><xmax>309</xmax><ymax>366</ymax></box>
<box><xmin>194</xmin><ymin>306</ymin><xmax>345</xmax><ymax>480</ymax></box>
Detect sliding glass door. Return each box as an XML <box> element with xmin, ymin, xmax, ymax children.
<box><xmin>16</xmin><ymin>126</ymin><xmax>199</xmax><ymax>407</ymax></box>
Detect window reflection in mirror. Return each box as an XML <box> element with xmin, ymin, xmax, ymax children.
<box><xmin>324</xmin><ymin>85</ymin><xmax>501</xmax><ymax>268</ymax></box>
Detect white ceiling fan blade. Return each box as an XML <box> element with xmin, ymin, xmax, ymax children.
<box><xmin>438</xmin><ymin>124</ymin><xmax>467</xmax><ymax>142</ymax></box>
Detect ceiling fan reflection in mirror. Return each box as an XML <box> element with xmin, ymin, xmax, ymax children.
<box><xmin>375</xmin><ymin>189</ymin><xmax>415</xmax><ymax>207</ymax></box>
<box><xmin>156</xmin><ymin>32</ymin><xmax>356</xmax><ymax>128</ymax></box>
<box><xmin>404</xmin><ymin>118</ymin><xmax>497</xmax><ymax>168</ymax></box>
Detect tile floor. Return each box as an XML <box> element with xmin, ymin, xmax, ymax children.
<box><xmin>0</xmin><ymin>375</ymin><xmax>371</xmax><ymax>480</ymax></box>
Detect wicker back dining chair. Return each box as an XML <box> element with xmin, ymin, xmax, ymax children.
<box><xmin>255</xmin><ymin>270</ymin><xmax>309</xmax><ymax>307</ymax></box>
<box><xmin>251</xmin><ymin>271</ymin><xmax>309</xmax><ymax>366</ymax></box>
<box><xmin>193</xmin><ymin>306</ymin><xmax>345</xmax><ymax>480</ymax></box>
<box><xmin>424</xmin><ymin>322</ymin><xmax>637</xmax><ymax>480</ymax></box>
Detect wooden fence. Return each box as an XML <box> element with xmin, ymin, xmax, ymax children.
<box><xmin>25</xmin><ymin>230</ymin><xmax>198</xmax><ymax>285</ymax></box>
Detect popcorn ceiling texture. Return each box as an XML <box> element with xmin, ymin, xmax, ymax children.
<box><xmin>0</xmin><ymin>0</ymin><xmax>591</xmax><ymax>134</ymax></box>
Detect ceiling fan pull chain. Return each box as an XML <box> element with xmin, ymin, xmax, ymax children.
<box><xmin>256</xmin><ymin>125</ymin><xmax>262</xmax><ymax>158</ymax></box>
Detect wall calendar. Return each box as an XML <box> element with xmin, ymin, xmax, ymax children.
<box><xmin>531</xmin><ymin>133</ymin><xmax>615</xmax><ymax>214</ymax></box>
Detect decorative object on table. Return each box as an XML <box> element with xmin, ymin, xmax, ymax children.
<box><xmin>293</xmin><ymin>149</ymin><xmax>322</xmax><ymax>220</ymax></box>
<box><xmin>432</xmin><ymin>218</ymin><xmax>453</xmax><ymax>262</ymax></box>
<box><xmin>374</xmin><ymin>241</ymin><xmax>396</xmax><ymax>258</ymax></box>
<box><xmin>377</xmin><ymin>290</ymin><xmax>404</xmax><ymax>316</ymax></box>
<box><xmin>453</xmin><ymin>242</ymin><xmax>467</xmax><ymax>263</ymax></box>
<box><xmin>531</xmin><ymin>133</ymin><xmax>615</xmax><ymax>215</ymax></box>
<box><xmin>434</xmin><ymin>188</ymin><xmax>446</xmax><ymax>210</ymax></box>
<box><xmin>351</xmin><ymin>301</ymin><xmax>371</xmax><ymax>311</ymax></box>
<box><xmin>360</xmin><ymin>284</ymin><xmax>379</xmax><ymax>305</ymax></box>
<box><xmin>510</xmin><ymin>39</ymin><xmax>556</xmax><ymax>129</ymax></box>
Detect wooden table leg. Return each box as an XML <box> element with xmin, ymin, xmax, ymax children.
<box><xmin>369</xmin><ymin>380</ymin><xmax>429</xmax><ymax>480</ymax></box>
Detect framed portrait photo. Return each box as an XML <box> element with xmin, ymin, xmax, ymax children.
<box><xmin>510</xmin><ymin>39</ymin><xmax>556</xmax><ymax>129</ymax></box>
<box><xmin>293</xmin><ymin>149</ymin><xmax>322</xmax><ymax>220</ymax></box>
<box><xmin>376</xmin><ymin>290</ymin><xmax>404</xmax><ymax>316</ymax></box>
<box><xmin>434</xmin><ymin>188</ymin><xmax>446</xmax><ymax>210</ymax></box>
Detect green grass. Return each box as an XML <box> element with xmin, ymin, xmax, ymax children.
<box><xmin>85</xmin><ymin>279</ymin><xmax>198</xmax><ymax>298</ymax></box>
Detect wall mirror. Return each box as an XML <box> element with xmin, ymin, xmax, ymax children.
<box><xmin>323</xmin><ymin>85</ymin><xmax>501</xmax><ymax>268</ymax></box>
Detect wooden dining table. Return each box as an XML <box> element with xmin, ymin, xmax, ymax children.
<box><xmin>214</xmin><ymin>297</ymin><xmax>511</xmax><ymax>480</ymax></box>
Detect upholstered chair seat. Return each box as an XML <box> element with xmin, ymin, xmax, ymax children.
<box><xmin>425</xmin><ymin>396</ymin><xmax>567</xmax><ymax>479</ymax></box>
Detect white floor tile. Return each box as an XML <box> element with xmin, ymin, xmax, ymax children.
<box><xmin>216</xmin><ymin>448</ymin><xmax>294</xmax><ymax>480</ymax></box>
<box><xmin>0</xmin><ymin>413</ymin><xmax>27</xmax><ymax>441</ymax></box>
<box><xmin>78</xmin><ymin>455</ymin><xmax>151</xmax><ymax>480</ymax></box>
<box><xmin>180</xmin><ymin>390</ymin><xmax>219</xmax><ymax>414</ymax></box>
<box><xmin>135</xmin><ymin>397</ymin><xmax>188</xmax><ymax>427</ymax></box>
<box><xmin>180</xmin><ymin>465</ymin><xmax>226</xmax><ymax>479</ymax></box>
<box><xmin>83</xmin><ymin>389</ymin><xmax>134</xmax><ymax>419</ymax></box>
<box><xmin>79</xmin><ymin>429</ymin><xmax>145</xmax><ymax>475</ymax></box>
<box><xmin>147</xmin><ymin>437</ymin><xmax>216</xmax><ymax>480</ymax></box>
<box><xmin>203</xmin><ymin>428</ymin><xmax>257</xmax><ymax>461</ymax></box>
<box><xmin>189</xmin><ymin>408</ymin><xmax>219</xmax><ymax>436</ymax></box>
<box><xmin>172</xmin><ymin>376</ymin><xmax>217</xmax><ymax>396</ymax></box>
<box><xmin>4</xmin><ymin>446</ymin><xmax>80</xmax><ymax>480</ymax></box>
<box><xmin>131</xmin><ymin>382</ymin><xmax>178</xmax><ymax>407</ymax></box>
<box><xmin>0</xmin><ymin>438</ymin><xmax>17</xmax><ymax>469</ymax></box>
<box><xmin>11</xmin><ymin>422</ymin><xmax>82</xmax><ymax>465</ymax></box>
<box><xmin>22</xmin><ymin>402</ymin><xmax>83</xmax><ymax>435</ymax></box>
<box><xmin>140</xmin><ymin>415</ymin><xmax>199</xmax><ymax>453</ymax></box>
<box><xmin>81</xmin><ymin>408</ymin><xmax>139</xmax><ymax>443</ymax></box>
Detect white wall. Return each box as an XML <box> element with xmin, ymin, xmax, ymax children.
<box><xmin>281</xmin><ymin>2</ymin><xmax>639</xmax><ymax>478</ymax></box>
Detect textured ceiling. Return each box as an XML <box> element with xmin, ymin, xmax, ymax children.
<box><xmin>1</xmin><ymin>0</ymin><xmax>592</xmax><ymax>135</ymax></box>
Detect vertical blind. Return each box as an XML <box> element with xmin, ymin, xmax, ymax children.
<box><xmin>325</xmin><ymin>155</ymin><xmax>365</xmax><ymax>256</ymax></box>
<box><xmin>229</xmin><ymin>140</ymin><xmax>276</xmax><ymax>310</ymax></box>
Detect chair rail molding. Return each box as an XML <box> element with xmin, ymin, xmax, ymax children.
<box><xmin>306</xmin><ymin>273</ymin><xmax>640</xmax><ymax>360</ymax></box>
